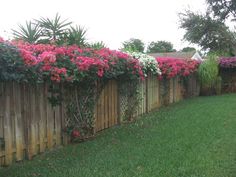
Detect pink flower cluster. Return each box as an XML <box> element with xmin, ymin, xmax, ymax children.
<box><xmin>219</xmin><ymin>57</ymin><xmax>236</xmax><ymax>68</ymax></box>
<box><xmin>0</xmin><ymin>37</ymin><xmax>4</xmax><ymax>43</ymax></box>
<box><xmin>11</xmin><ymin>41</ymin><xmax>144</xmax><ymax>82</ymax></box>
<box><xmin>1</xmin><ymin>38</ymin><xmax>199</xmax><ymax>83</ymax></box>
<box><xmin>50</xmin><ymin>67</ymin><xmax>67</xmax><ymax>82</ymax></box>
<box><xmin>156</xmin><ymin>57</ymin><xmax>199</xmax><ymax>79</ymax></box>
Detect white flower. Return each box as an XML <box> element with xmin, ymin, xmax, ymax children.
<box><xmin>125</xmin><ymin>51</ymin><xmax>162</xmax><ymax>76</ymax></box>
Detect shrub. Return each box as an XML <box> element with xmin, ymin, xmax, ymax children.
<box><xmin>0</xmin><ymin>39</ymin><xmax>145</xmax><ymax>83</ymax></box>
<box><xmin>198</xmin><ymin>54</ymin><xmax>219</xmax><ymax>95</ymax></box>
<box><xmin>219</xmin><ymin>57</ymin><xmax>236</xmax><ymax>68</ymax></box>
<box><xmin>156</xmin><ymin>57</ymin><xmax>199</xmax><ymax>79</ymax></box>
<box><xmin>125</xmin><ymin>51</ymin><xmax>161</xmax><ymax>76</ymax></box>
<box><xmin>0</xmin><ymin>40</ymin><xmax>33</xmax><ymax>81</ymax></box>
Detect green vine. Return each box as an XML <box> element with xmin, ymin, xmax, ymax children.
<box><xmin>47</xmin><ymin>83</ymin><xmax>63</xmax><ymax>107</ymax></box>
<box><xmin>0</xmin><ymin>137</ymin><xmax>4</xmax><ymax>150</ymax></box>
<box><xmin>118</xmin><ymin>77</ymin><xmax>141</xmax><ymax>122</ymax></box>
<box><xmin>160</xmin><ymin>78</ymin><xmax>170</xmax><ymax>106</ymax></box>
<box><xmin>63</xmin><ymin>79</ymin><xmax>107</xmax><ymax>141</ymax></box>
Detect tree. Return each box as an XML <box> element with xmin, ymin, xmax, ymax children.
<box><xmin>179</xmin><ymin>11</ymin><xmax>236</xmax><ymax>55</ymax></box>
<box><xmin>36</xmin><ymin>13</ymin><xmax>72</xmax><ymax>42</ymax></box>
<box><xmin>11</xmin><ymin>14</ymin><xmax>89</xmax><ymax>46</ymax></box>
<box><xmin>207</xmin><ymin>0</ymin><xmax>236</xmax><ymax>20</ymax></box>
<box><xmin>121</xmin><ymin>38</ymin><xmax>145</xmax><ymax>53</ymax></box>
<box><xmin>198</xmin><ymin>53</ymin><xmax>220</xmax><ymax>95</ymax></box>
<box><xmin>12</xmin><ymin>21</ymin><xmax>41</xmax><ymax>44</ymax></box>
<box><xmin>146</xmin><ymin>41</ymin><xmax>175</xmax><ymax>53</ymax></box>
<box><xmin>181</xmin><ymin>47</ymin><xmax>196</xmax><ymax>52</ymax></box>
<box><xmin>88</xmin><ymin>41</ymin><xmax>106</xmax><ymax>49</ymax></box>
<box><xmin>63</xmin><ymin>26</ymin><xmax>87</xmax><ymax>47</ymax></box>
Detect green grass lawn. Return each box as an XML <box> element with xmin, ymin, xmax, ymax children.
<box><xmin>1</xmin><ymin>94</ymin><xmax>236</xmax><ymax>177</ymax></box>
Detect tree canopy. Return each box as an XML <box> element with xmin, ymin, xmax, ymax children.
<box><xmin>181</xmin><ymin>47</ymin><xmax>196</xmax><ymax>52</ymax></box>
<box><xmin>36</xmin><ymin>13</ymin><xmax>72</xmax><ymax>42</ymax></box>
<box><xmin>179</xmin><ymin>8</ymin><xmax>236</xmax><ymax>55</ymax></box>
<box><xmin>146</xmin><ymin>41</ymin><xmax>175</xmax><ymax>53</ymax></box>
<box><xmin>121</xmin><ymin>38</ymin><xmax>145</xmax><ymax>53</ymax></box>
<box><xmin>12</xmin><ymin>21</ymin><xmax>41</xmax><ymax>44</ymax></box>
<box><xmin>12</xmin><ymin>14</ymin><xmax>87</xmax><ymax>47</ymax></box>
<box><xmin>207</xmin><ymin>0</ymin><xmax>236</xmax><ymax>20</ymax></box>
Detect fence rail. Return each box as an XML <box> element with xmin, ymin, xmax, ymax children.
<box><xmin>0</xmin><ymin>75</ymin><xmax>199</xmax><ymax>166</ymax></box>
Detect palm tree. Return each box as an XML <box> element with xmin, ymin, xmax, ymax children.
<box><xmin>12</xmin><ymin>21</ymin><xmax>41</xmax><ymax>43</ymax></box>
<box><xmin>65</xmin><ymin>26</ymin><xmax>87</xmax><ymax>47</ymax></box>
<box><xmin>88</xmin><ymin>41</ymin><xmax>106</xmax><ymax>49</ymax></box>
<box><xmin>36</xmin><ymin>13</ymin><xmax>72</xmax><ymax>42</ymax></box>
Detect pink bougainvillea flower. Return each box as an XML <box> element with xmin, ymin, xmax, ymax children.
<box><xmin>0</xmin><ymin>37</ymin><xmax>4</xmax><ymax>43</ymax></box>
<box><xmin>41</xmin><ymin>65</ymin><xmax>52</xmax><ymax>71</ymax></box>
<box><xmin>97</xmin><ymin>68</ymin><xmax>104</xmax><ymax>77</ymax></box>
<box><xmin>20</xmin><ymin>49</ymin><xmax>39</xmax><ymax>66</ymax></box>
<box><xmin>7</xmin><ymin>40</ymin><xmax>167</xmax><ymax>82</ymax></box>
<box><xmin>156</xmin><ymin>57</ymin><xmax>199</xmax><ymax>79</ymax></box>
<box><xmin>220</xmin><ymin>57</ymin><xmax>236</xmax><ymax>68</ymax></box>
<box><xmin>39</xmin><ymin>51</ymin><xmax>57</xmax><ymax>64</ymax></box>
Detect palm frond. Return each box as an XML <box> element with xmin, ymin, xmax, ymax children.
<box><xmin>12</xmin><ymin>21</ymin><xmax>41</xmax><ymax>43</ymax></box>
<box><xmin>89</xmin><ymin>41</ymin><xmax>106</xmax><ymax>49</ymax></box>
<box><xmin>36</xmin><ymin>13</ymin><xmax>72</xmax><ymax>41</ymax></box>
<box><xmin>66</xmin><ymin>25</ymin><xmax>87</xmax><ymax>47</ymax></box>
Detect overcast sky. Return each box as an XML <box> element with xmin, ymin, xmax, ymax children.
<box><xmin>0</xmin><ymin>0</ymin><xmax>207</xmax><ymax>50</ymax></box>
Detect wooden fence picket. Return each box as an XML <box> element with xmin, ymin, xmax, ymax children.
<box><xmin>4</xmin><ymin>83</ymin><xmax>13</xmax><ymax>165</ymax></box>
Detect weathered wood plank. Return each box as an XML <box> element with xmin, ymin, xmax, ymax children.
<box><xmin>29</xmin><ymin>85</ymin><xmax>37</xmax><ymax>157</ymax></box>
<box><xmin>46</xmin><ymin>85</ymin><xmax>54</xmax><ymax>149</ymax></box>
<box><xmin>14</xmin><ymin>83</ymin><xmax>24</xmax><ymax>161</ymax></box>
<box><xmin>101</xmin><ymin>86</ymin><xmax>105</xmax><ymax>130</ymax></box>
<box><xmin>112</xmin><ymin>80</ymin><xmax>115</xmax><ymax>127</ymax></box>
<box><xmin>94</xmin><ymin>89</ymin><xmax>99</xmax><ymax>132</ymax></box>
<box><xmin>104</xmin><ymin>82</ymin><xmax>108</xmax><ymax>128</ymax></box>
<box><xmin>96</xmin><ymin>85</ymin><xmax>102</xmax><ymax>132</ymax></box>
<box><xmin>34</xmin><ymin>85</ymin><xmax>41</xmax><ymax>154</ymax></box>
<box><xmin>146</xmin><ymin>75</ymin><xmax>149</xmax><ymax>112</ymax></box>
<box><xmin>37</xmin><ymin>84</ymin><xmax>45</xmax><ymax>153</ymax></box>
<box><xmin>106</xmin><ymin>82</ymin><xmax>110</xmax><ymax>127</ymax></box>
<box><xmin>113</xmin><ymin>81</ymin><xmax>118</xmax><ymax>125</ymax></box>
<box><xmin>25</xmin><ymin>84</ymin><xmax>33</xmax><ymax>160</ymax></box>
<box><xmin>154</xmin><ymin>75</ymin><xmax>159</xmax><ymax>109</ymax></box>
<box><xmin>169</xmin><ymin>78</ymin><xmax>173</xmax><ymax>104</ymax></box>
<box><xmin>60</xmin><ymin>85</ymin><xmax>69</xmax><ymax>145</ymax></box>
<box><xmin>110</xmin><ymin>80</ymin><xmax>114</xmax><ymax>127</ymax></box>
<box><xmin>21</xmin><ymin>84</ymin><xmax>29</xmax><ymax>160</ymax></box>
<box><xmin>153</xmin><ymin>74</ymin><xmax>156</xmax><ymax>109</ymax></box>
<box><xmin>55</xmin><ymin>103</ymin><xmax>61</xmax><ymax>146</ymax></box>
<box><xmin>4</xmin><ymin>83</ymin><xmax>13</xmax><ymax>165</ymax></box>
<box><xmin>144</xmin><ymin>79</ymin><xmax>147</xmax><ymax>114</ymax></box>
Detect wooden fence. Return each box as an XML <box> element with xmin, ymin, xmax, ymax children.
<box><xmin>0</xmin><ymin>75</ymin><xmax>199</xmax><ymax>166</ymax></box>
<box><xmin>0</xmin><ymin>83</ymin><xmax>65</xmax><ymax>166</ymax></box>
<box><xmin>118</xmin><ymin>75</ymin><xmax>197</xmax><ymax>120</ymax></box>
<box><xmin>95</xmin><ymin>80</ymin><xmax>118</xmax><ymax>132</ymax></box>
<box><xmin>220</xmin><ymin>69</ymin><xmax>236</xmax><ymax>93</ymax></box>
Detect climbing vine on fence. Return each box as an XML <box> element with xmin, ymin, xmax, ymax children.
<box><xmin>159</xmin><ymin>78</ymin><xmax>170</xmax><ymax>106</ymax></box>
<box><xmin>118</xmin><ymin>76</ymin><xmax>141</xmax><ymax>122</ymax></box>
<box><xmin>63</xmin><ymin>79</ymin><xmax>107</xmax><ymax>140</ymax></box>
